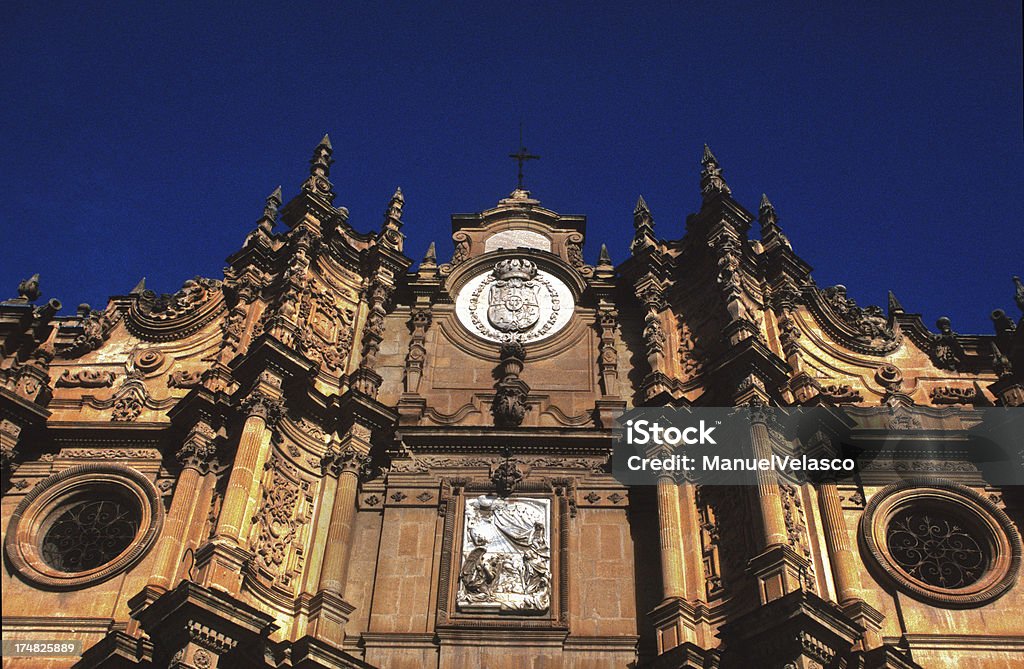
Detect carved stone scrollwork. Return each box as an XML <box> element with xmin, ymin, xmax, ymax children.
<box><xmin>930</xmin><ymin>385</ymin><xmax>980</xmax><ymax>405</ymax></box>
<box><xmin>56</xmin><ymin>369</ymin><xmax>115</xmax><ymax>388</ymax></box>
<box><xmin>818</xmin><ymin>384</ymin><xmax>863</xmax><ymax>404</ymax></box>
<box><xmin>168</xmin><ymin>370</ymin><xmax>203</xmax><ymax>389</ymax></box>
<box><xmin>240</xmin><ymin>392</ymin><xmax>285</xmax><ymax>427</ymax></box>
<box><xmin>815</xmin><ymin>285</ymin><xmax>899</xmax><ymax>354</ymax></box>
<box><xmin>440</xmin><ymin>231</ymin><xmax>472</xmax><ymax>275</ymax></box>
<box><xmin>564</xmin><ymin>231</ymin><xmax>593</xmax><ymax>277</ymax></box>
<box><xmin>252</xmin><ymin>461</ymin><xmax>301</xmax><ymax>575</ymax></box>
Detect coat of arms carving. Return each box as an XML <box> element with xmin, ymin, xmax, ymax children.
<box><xmin>487</xmin><ymin>259</ymin><xmax>541</xmax><ymax>333</ymax></box>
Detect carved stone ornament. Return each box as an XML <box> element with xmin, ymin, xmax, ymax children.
<box><xmin>240</xmin><ymin>392</ymin><xmax>285</xmax><ymax>426</ymax></box>
<box><xmin>458</xmin><ymin>495</ymin><xmax>551</xmax><ymax>613</ymax></box>
<box><xmin>818</xmin><ymin>384</ymin><xmax>863</xmax><ymax>404</ymax></box>
<box><xmin>492</xmin><ymin>341</ymin><xmax>530</xmax><ymax>428</ymax></box>
<box><xmin>931</xmin><ymin>317</ymin><xmax>965</xmax><ymax>371</ymax></box>
<box><xmin>321</xmin><ymin>443</ymin><xmax>368</xmax><ymax>478</ymax></box>
<box><xmin>455</xmin><ymin>258</ymin><xmax>574</xmax><ymax>344</ymax></box>
<box><xmin>930</xmin><ymin>385</ymin><xmax>979</xmax><ymax>405</ymax></box>
<box><xmin>126</xmin><ymin>277</ymin><xmax>225</xmax><ymax>342</ymax></box>
<box><xmin>55</xmin><ymin>369</ymin><xmax>116</xmax><ymax>388</ymax></box>
<box><xmin>57</xmin><ymin>304</ymin><xmax>121</xmax><ymax>358</ymax></box>
<box><xmin>813</xmin><ymin>285</ymin><xmax>900</xmax><ymax>354</ymax></box>
<box><xmin>490</xmin><ymin>459</ymin><xmax>524</xmax><ymax>496</ymax></box>
<box><xmin>167</xmin><ymin>369</ymin><xmax>203</xmax><ymax>389</ymax></box>
<box><xmin>132</xmin><ymin>349</ymin><xmax>165</xmax><ymax>375</ymax></box>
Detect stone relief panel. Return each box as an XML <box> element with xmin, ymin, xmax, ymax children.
<box><xmin>457</xmin><ymin>495</ymin><xmax>551</xmax><ymax>613</ymax></box>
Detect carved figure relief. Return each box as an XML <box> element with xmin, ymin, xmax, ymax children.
<box><xmin>458</xmin><ymin>495</ymin><xmax>551</xmax><ymax>613</ymax></box>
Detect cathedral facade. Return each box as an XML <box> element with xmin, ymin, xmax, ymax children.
<box><xmin>2</xmin><ymin>137</ymin><xmax>1022</xmax><ymax>668</ymax></box>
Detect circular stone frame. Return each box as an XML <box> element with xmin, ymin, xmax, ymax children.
<box><xmin>4</xmin><ymin>463</ymin><xmax>164</xmax><ymax>590</ymax></box>
<box><xmin>860</xmin><ymin>480</ymin><xmax>1021</xmax><ymax>608</ymax></box>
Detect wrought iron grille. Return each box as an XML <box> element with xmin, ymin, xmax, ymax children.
<box><xmin>41</xmin><ymin>498</ymin><xmax>140</xmax><ymax>572</ymax></box>
<box><xmin>886</xmin><ymin>512</ymin><xmax>987</xmax><ymax>589</ymax></box>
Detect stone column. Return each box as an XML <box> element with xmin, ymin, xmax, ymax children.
<box><xmin>215</xmin><ymin>390</ymin><xmax>283</xmax><ymax>544</ymax></box>
<box><xmin>677</xmin><ymin>481</ymin><xmax>705</xmax><ymax>602</ymax></box>
<box><xmin>744</xmin><ymin>401</ymin><xmax>806</xmax><ymax>604</ymax></box>
<box><xmin>650</xmin><ymin>473</ymin><xmax>705</xmax><ymax>659</ymax></box>
<box><xmin>817</xmin><ymin>481</ymin><xmax>885</xmax><ymax>649</ymax></box>
<box><xmin>148</xmin><ymin>423</ymin><xmax>217</xmax><ymax>592</ymax></box>
<box><xmin>749</xmin><ymin>405</ymin><xmax>787</xmax><ymax>548</ymax></box>
<box><xmin>817</xmin><ymin>482</ymin><xmax>859</xmax><ymax>604</ymax></box>
<box><xmin>317</xmin><ymin>435</ymin><xmax>367</xmax><ymax>594</ymax></box>
<box><xmin>307</xmin><ymin>426</ymin><xmax>370</xmax><ymax>644</ymax></box>
<box><xmin>657</xmin><ymin>474</ymin><xmax>686</xmax><ymax>601</ymax></box>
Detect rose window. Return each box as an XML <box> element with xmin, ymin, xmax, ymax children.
<box><xmin>885</xmin><ymin>512</ymin><xmax>987</xmax><ymax>589</ymax></box>
<box><xmin>860</xmin><ymin>481</ymin><xmax>1021</xmax><ymax>607</ymax></box>
<box><xmin>40</xmin><ymin>495</ymin><xmax>141</xmax><ymax>572</ymax></box>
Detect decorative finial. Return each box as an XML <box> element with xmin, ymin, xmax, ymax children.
<box><xmin>379</xmin><ymin>186</ymin><xmax>405</xmax><ymax>252</ymax></box>
<box><xmin>508</xmin><ymin>124</ymin><xmax>540</xmax><ymax>191</ymax></box>
<box><xmin>16</xmin><ymin>274</ymin><xmax>41</xmax><ymax>302</ymax></box>
<box><xmin>631</xmin><ymin>195</ymin><xmax>656</xmax><ymax>253</ymax></box>
<box><xmin>1014</xmin><ymin>276</ymin><xmax>1024</xmax><ymax>313</ymax></box>
<box><xmin>887</xmin><ymin>290</ymin><xmax>904</xmax><ymax>315</ymax></box>
<box><xmin>386</xmin><ymin>186</ymin><xmax>404</xmax><ymax>221</ymax></box>
<box><xmin>700</xmin><ymin>144</ymin><xmax>732</xmax><ymax>200</ymax></box>
<box><xmin>759</xmin><ymin>194</ymin><xmax>779</xmax><ymax>227</ymax></box>
<box><xmin>130</xmin><ymin>277</ymin><xmax>147</xmax><ymax>295</ymax></box>
<box><xmin>991</xmin><ymin>342</ymin><xmax>1013</xmax><ymax>378</ymax></box>
<box><xmin>301</xmin><ymin>134</ymin><xmax>336</xmax><ymax>203</ymax></box>
<box><xmin>258</xmin><ymin>186</ymin><xmax>283</xmax><ymax>234</ymax></box>
<box><xmin>634</xmin><ymin>195</ymin><xmax>650</xmax><ymax>217</ymax></box>
<box><xmin>423</xmin><ymin>241</ymin><xmax>437</xmax><ymax>264</ymax></box>
<box><xmin>598</xmin><ymin>243</ymin><xmax>613</xmax><ymax>266</ymax></box>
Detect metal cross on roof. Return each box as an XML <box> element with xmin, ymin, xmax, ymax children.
<box><xmin>508</xmin><ymin>125</ymin><xmax>540</xmax><ymax>190</ymax></box>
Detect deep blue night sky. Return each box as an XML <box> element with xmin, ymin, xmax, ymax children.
<box><xmin>2</xmin><ymin>2</ymin><xmax>1021</xmax><ymax>333</ymax></box>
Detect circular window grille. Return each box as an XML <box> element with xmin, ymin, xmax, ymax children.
<box><xmin>860</xmin><ymin>480</ymin><xmax>1021</xmax><ymax>607</ymax></box>
<box><xmin>5</xmin><ymin>464</ymin><xmax>163</xmax><ymax>590</ymax></box>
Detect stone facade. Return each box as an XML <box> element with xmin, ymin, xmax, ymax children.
<box><xmin>2</xmin><ymin>137</ymin><xmax>1023</xmax><ymax>668</ymax></box>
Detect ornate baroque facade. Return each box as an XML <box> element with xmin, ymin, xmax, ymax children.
<box><xmin>2</xmin><ymin>137</ymin><xmax>1023</xmax><ymax>668</ymax></box>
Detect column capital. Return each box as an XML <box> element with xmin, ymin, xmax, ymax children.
<box><xmin>239</xmin><ymin>390</ymin><xmax>285</xmax><ymax>426</ymax></box>
<box><xmin>321</xmin><ymin>441</ymin><xmax>369</xmax><ymax>479</ymax></box>
<box><xmin>176</xmin><ymin>422</ymin><xmax>219</xmax><ymax>472</ymax></box>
